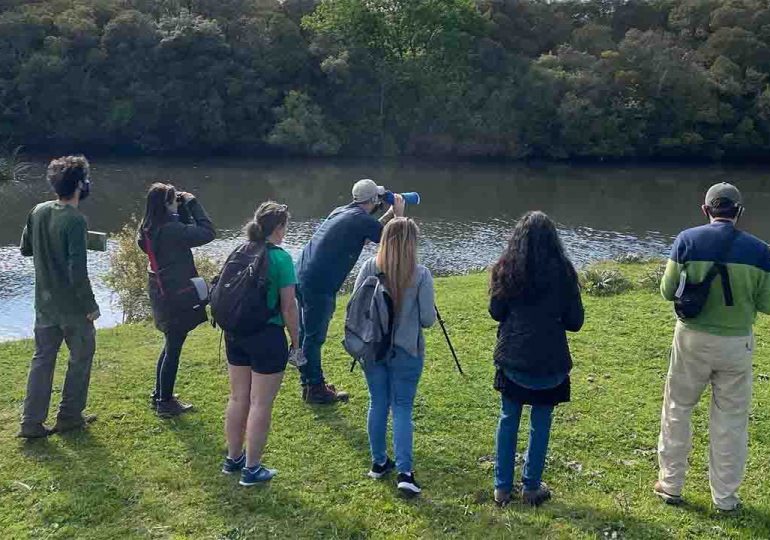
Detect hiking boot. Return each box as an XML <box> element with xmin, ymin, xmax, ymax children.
<box><xmin>368</xmin><ymin>457</ymin><xmax>395</xmax><ymax>479</ymax></box>
<box><xmin>397</xmin><ymin>472</ymin><xmax>422</xmax><ymax>497</ymax></box>
<box><xmin>222</xmin><ymin>452</ymin><xmax>246</xmax><ymax>475</ymax></box>
<box><xmin>156</xmin><ymin>398</ymin><xmax>193</xmax><ymax>418</ymax></box>
<box><xmin>494</xmin><ymin>488</ymin><xmax>513</xmax><ymax>507</ymax></box>
<box><xmin>303</xmin><ymin>383</ymin><xmax>349</xmax><ymax>404</ymax></box>
<box><xmin>653</xmin><ymin>480</ymin><xmax>683</xmax><ymax>506</ymax></box>
<box><xmin>149</xmin><ymin>391</ymin><xmax>178</xmax><ymax>409</ymax></box>
<box><xmin>522</xmin><ymin>482</ymin><xmax>552</xmax><ymax>507</ymax></box>
<box><xmin>53</xmin><ymin>414</ymin><xmax>97</xmax><ymax>434</ymax></box>
<box><xmin>17</xmin><ymin>424</ymin><xmax>54</xmax><ymax>439</ymax></box>
<box><xmin>240</xmin><ymin>465</ymin><xmax>277</xmax><ymax>486</ymax></box>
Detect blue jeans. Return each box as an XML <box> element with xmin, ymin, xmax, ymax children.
<box><xmin>495</xmin><ymin>396</ymin><xmax>554</xmax><ymax>492</ymax></box>
<box><xmin>363</xmin><ymin>348</ymin><xmax>424</xmax><ymax>473</ymax></box>
<box><xmin>297</xmin><ymin>286</ymin><xmax>336</xmax><ymax>386</ymax></box>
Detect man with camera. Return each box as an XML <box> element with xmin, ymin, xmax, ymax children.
<box><xmin>656</xmin><ymin>182</ymin><xmax>770</xmax><ymax>511</ymax></box>
<box><xmin>18</xmin><ymin>156</ymin><xmax>100</xmax><ymax>438</ymax></box>
<box><xmin>296</xmin><ymin>179</ymin><xmax>405</xmax><ymax>404</ymax></box>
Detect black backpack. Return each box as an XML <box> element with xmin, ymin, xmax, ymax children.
<box><xmin>210</xmin><ymin>242</ymin><xmax>277</xmax><ymax>335</ymax></box>
<box><xmin>674</xmin><ymin>229</ymin><xmax>738</xmax><ymax>320</ymax></box>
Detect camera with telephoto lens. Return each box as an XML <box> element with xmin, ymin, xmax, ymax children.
<box><xmin>382</xmin><ymin>191</ymin><xmax>421</xmax><ymax>206</ymax></box>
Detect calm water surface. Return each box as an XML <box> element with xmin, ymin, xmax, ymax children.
<box><xmin>3</xmin><ymin>158</ymin><xmax>770</xmax><ymax>340</ymax></box>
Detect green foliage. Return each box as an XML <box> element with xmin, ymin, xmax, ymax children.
<box><xmin>3</xmin><ymin>273</ymin><xmax>770</xmax><ymax>537</ymax></box>
<box><xmin>639</xmin><ymin>262</ymin><xmax>668</xmax><ymax>293</ymax></box>
<box><xmin>580</xmin><ymin>267</ymin><xmax>633</xmax><ymax>297</ymax></box>
<box><xmin>267</xmin><ymin>91</ymin><xmax>341</xmax><ymax>156</ymax></box>
<box><xmin>103</xmin><ymin>219</ymin><xmax>151</xmax><ymax>322</ymax></box>
<box><xmin>5</xmin><ymin>0</ymin><xmax>770</xmax><ymax>159</ymax></box>
<box><xmin>104</xmin><ymin>217</ymin><xmax>219</xmax><ymax>322</ymax></box>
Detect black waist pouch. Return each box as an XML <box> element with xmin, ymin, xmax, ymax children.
<box><xmin>674</xmin><ymin>264</ymin><xmax>729</xmax><ymax>319</ymax></box>
<box><xmin>674</xmin><ymin>228</ymin><xmax>738</xmax><ymax>320</ymax></box>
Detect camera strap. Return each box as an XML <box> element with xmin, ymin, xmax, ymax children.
<box><xmin>715</xmin><ymin>227</ymin><xmax>739</xmax><ymax>307</ymax></box>
<box><xmin>143</xmin><ymin>229</ymin><xmax>165</xmax><ymax>296</ymax></box>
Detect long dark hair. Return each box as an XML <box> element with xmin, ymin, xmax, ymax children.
<box><xmin>140</xmin><ymin>183</ymin><xmax>176</xmax><ymax>235</ymax></box>
<box><xmin>490</xmin><ymin>211</ymin><xmax>577</xmax><ymax>300</ymax></box>
<box><xmin>245</xmin><ymin>201</ymin><xmax>290</xmax><ymax>243</ymax></box>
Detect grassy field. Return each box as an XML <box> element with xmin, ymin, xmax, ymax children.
<box><xmin>2</xmin><ymin>264</ymin><xmax>770</xmax><ymax>539</ymax></box>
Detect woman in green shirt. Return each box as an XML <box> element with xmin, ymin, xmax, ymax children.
<box><xmin>222</xmin><ymin>201</ymin><xmax>300</xmax><ymax>486</ymax></box>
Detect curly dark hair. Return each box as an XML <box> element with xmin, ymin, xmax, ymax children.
<box><xmin>47</xmin><ymin>155</ymin><xmax>90</xmax><ymax>198</ymax></box>
<box><xmin>490</xmin><ymin>211</ymin><xmax>577</xmax><ymax>300</ymax></box>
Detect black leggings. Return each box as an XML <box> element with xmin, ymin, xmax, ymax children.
<box><xmin>155</xmin><ymin>330</ymin><xmax>188</xmax><ymax>400</ymax></box>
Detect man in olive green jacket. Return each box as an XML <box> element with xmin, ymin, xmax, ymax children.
<box><xmin>18</xmin><ymin>156</ymin><xmax>100</xmax><ymax>439</ymax></box>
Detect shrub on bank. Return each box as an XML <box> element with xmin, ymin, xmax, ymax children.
<box><xmin>104</xmin><ymin>218</ymin><xmax>219</xmax><ymax>322</ymax></box>
<box><xmin>0</xmin><ymin>146</ymin><xmax>31</xmax><ymax>184</ymax></box>
<box><xmin>580</xmin><ymin>267</ymin><xmax>633</xmax><ymax>297</ymax></box>
<box><xmin>638</xmin><ymin>262</ymin><xmax>667</xmax><ymax>293</ymax></box>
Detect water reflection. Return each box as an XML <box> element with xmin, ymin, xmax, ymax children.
<box><xmin>2</xmin><ymin>158</ymin><xmax>768</xmax><ymax>340</ymax></box>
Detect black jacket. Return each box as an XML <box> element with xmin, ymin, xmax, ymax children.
<box><xmin>490</xmin><ymin>265</ymin><xmax>584</xmax><ymax>378</ymax></box>
<box><xmin>138</xmin><ymin>198</ymin><xmax>216</xmax><ymax>334</ymax></box>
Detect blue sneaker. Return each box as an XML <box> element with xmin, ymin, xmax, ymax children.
<box><xmin>222</xmin><ymin>453</ymin><xmax>246</xmax><ymax>475</ymax></box>
<box><xmin>239</xmin><ymin>465</ymin><xmax>277</xmax><ymax>486</ymax></box>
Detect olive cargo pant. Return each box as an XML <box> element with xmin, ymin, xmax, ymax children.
<box><xmin>21</xmin><ymin>321</ymin><xmax>96</xmax><ymax>429</ymax></box>
<box><xmin>657</xmin><ymin>322</ymin><xmax>753</xmax><ymax>511</ymax></box>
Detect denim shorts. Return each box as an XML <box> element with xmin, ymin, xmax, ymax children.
<box><xmin>225</xmin><ymin>324</ymin><xmax>288</xmax><ymax>374</ymax></box>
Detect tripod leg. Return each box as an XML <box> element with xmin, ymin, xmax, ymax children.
<box><xmin>435</xmin><ymin>305</ymin><xmax>464</xmax><ymax>375</ymax></box>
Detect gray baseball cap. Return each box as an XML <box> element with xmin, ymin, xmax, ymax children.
<box><xmin>352</xmin><ymin>179</ymin><xmax>386</xmax><ymax>203</ymax></box>
<box><xmin>705</xmin><ymin>182</ymin><xmax>742</xmax><ymax>208</ymax></box>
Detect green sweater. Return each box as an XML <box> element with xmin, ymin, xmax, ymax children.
<box><xmin>20</xmin><ymin>201</ymin><xmax>99</xmax><ymax>326</ymax></box>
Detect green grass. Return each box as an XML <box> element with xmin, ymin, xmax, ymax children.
<box><xmin>2</xmin><ymin>265</ymin><xmax>770</xmax><ymax>539</ymax></box>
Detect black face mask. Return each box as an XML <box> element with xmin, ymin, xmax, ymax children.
<box><xmin>79</xmin><ymin>179</ymin><xmax>91</xmax><ymax>201</ymax></box>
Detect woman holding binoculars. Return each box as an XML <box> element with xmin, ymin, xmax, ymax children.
<box><xmin>138</xmin><ymin>183</ymin><xmax>216</xmax><ymax>418</ymax></box>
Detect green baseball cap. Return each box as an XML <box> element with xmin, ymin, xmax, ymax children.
<box><xmin>705</xmin><ymin>182</ymin><xmax>742</xmax><ymax>208</ymax></box>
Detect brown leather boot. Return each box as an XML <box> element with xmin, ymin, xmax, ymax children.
<box><xmin>303</xmin><ymin>383</ymin><xmax>349</xmax><ymax>404</ymax></box>
<box><xmin>156</xmin><ymin>398</ymin><xmax>194</xmax><ymax>418</ymax></box>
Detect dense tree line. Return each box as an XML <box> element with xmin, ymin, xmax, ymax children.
<box><xmin>3</xmin><ymin>0</ymin><xmax>770</xmax><ymax>160</ymax></box>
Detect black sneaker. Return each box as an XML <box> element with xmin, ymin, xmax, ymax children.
<box><xmin>53</xmin><ymin>414</ymin><xmax>97</xmax><ymax>434</ymax></box>
<box><xmin>397</xmin><ymin>472</ymin><xmax>422</xmax><ymax>496</ymax></box>
<box><xmin>368</xmin><ymin>457</ymin><xmax>395</xmax><ymax>479</ymax></box>
<box><xmin>17</xmin><ymin>423</ymin><xmax>54</xmax><ymax>439</ymax></box>
<box><xmin>222</xmin><ymin>452</ymin><xmax>246</xmax><ymax>475</ymax></box>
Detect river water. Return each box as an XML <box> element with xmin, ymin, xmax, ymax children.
<box><xmin>2</xmin><ymin>158</ymin><xmax>770</xmax><ymax>341</ymax></box>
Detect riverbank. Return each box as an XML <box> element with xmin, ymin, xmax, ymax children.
<box><xmin>1</xmin><ymin>266</ymin><xmax>769</xmax><ymax>539</ymax></box>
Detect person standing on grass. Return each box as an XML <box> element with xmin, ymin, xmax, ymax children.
<box><xmin>18</xmin><ymin>155</ymin><xmax>101</xmax><ymax>439</ymax></box>
<box><xmin>138</xmin><ymin>183</ymin><xmax>216</xmax><ymax>418</ymax></box>
<box><xmin>221</xmin><ymin>202</ymin><xmax>300</xmax><ymax>486</ymax></box>
<box><xmin>489</xmin><ymin>211</ymin><xmax>584</xmax><ymax>507</ymax></box>
<box><xmin>656</xmin><ymin>183</ymin><xmax>770</xmax><ymax>512</ymax></box>
<box><xmin>352</xmin><ymin>218</ymin><xmax>435</xmax><ymax>497</ymax></box>
<box><xmin>296</xmin><ymin>179</ymin><xmax>405</xmax><ymax>405</ymax></box>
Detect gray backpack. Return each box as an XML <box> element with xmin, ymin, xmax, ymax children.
<box><xmin>343</xmin><ymin>273</ymin><xmax>394</xmax><ymax>368</ymax></box>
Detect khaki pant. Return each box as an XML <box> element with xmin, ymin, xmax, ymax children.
<box><xmin>657</xmin><ymin>322</ymin><xmax>753</xmax><ymax>510</ymax></box>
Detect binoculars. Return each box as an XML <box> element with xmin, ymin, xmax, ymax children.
<box><xmin>382</xmin><ymin>191</ymin><xmax>421</xmax><ymax>206</ymax></box>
